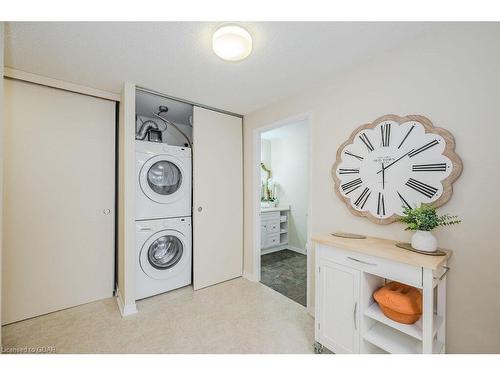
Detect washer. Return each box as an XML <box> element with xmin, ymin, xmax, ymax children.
<box><xmin>136</xmin><ymin>217</ymin><xmax>192</xmax><ymax>300</ymax></box>
<box><xmin>136</xmin><ymin>140</ymin><xmax>192</xmax><ymax>221</ymax></box>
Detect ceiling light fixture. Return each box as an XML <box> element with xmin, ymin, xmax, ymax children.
<box><xmin>212</xmin><ymin>25</ymin><xmax>253</xmax><ymax>62</ymax></box>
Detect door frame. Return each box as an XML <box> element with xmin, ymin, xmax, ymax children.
<box><xmin>252</xmin><ymin>112</ymin><xmax>313</xmax><ymax>312</ymax></box>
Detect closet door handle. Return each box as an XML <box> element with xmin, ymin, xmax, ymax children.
<box><xmin>353</xmin><ymin>302</ymin><xmax>358</xmax><ymax>330</ymax></box>
<box><xmin>347</xmin><ymin>256</ymin><xmax>377</xmax><ymax>266</ymax></box>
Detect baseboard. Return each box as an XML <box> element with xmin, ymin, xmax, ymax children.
<box><xmin>287</xmin><ymin>245</ymin><xmax>307</xmax><ymax>255</ymax></box>
<box><xmin>260</xmin><ymin>245</ymin><xmax>287</xmax><ymax>255</ymax></box>
<box><xmin>115</xmin><ymin>286</ymin><xmax>138</xmax><ymax>317</ymax></box>
<box><xmin>242</xmin><ymin>271</ymin><xmax>259</xmax><ymax>283</ymax></box>
<box><xmin>261</xmin><ymin>245</ymin><xmax>307</xmax><ymax>256</ymax></box>
<box><xmin>308</xmin><ymin>305</ymin><xmax>315</xmax><ymax>317</ymax></box>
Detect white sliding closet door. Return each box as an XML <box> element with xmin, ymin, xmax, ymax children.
<box><xmin>192</xmin><ymin>107</ymin><xmax>243</xmax><ymax>290</ymax></box>
<box><xmin>2</xmin><ymin>79</ymin><xmax>116</xmax><ymax>324</ymax></box>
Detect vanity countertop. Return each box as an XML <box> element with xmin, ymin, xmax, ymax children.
<box><xmin>312</xmin><ymin>233</ymin><xmax>452</xmax><ymax>270</ymax></box>
<box><xmin>261</xmin><ymin>205</ymin><xmax>290</xmax><ymax>213</ymax></box>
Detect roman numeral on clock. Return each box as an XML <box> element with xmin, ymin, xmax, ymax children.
<box><xmin>397</xmin><ymin>191</ymin><xmax>411</xmax><ymax>209</ymax></box>
<box><xmin>341</xmin><ymin>178</ymin><xmax>363</xmax><ymax>194</ymax></box>
<box><xmin>377</xmin><ymin>192</ymin><xmax>385</xmax><ymax>216</ymax></box>
<box><xmin>344</xmin><ymin>150</ymin><xmax>364</xmax><ymax>161</ymax></box>
<box><xmin>408</xmin><ymin>139</ymin><xmax>439</xmax><ymax>158</ymax></box>
<box><xmin>354</xmin><ymin>187</ymin><xmax>371</xmax><ymax>209</ymax></box>
<box><xmin>380</xmin><ymin>123</ymin><xmax>391</xmax><ymax>147</ymax></box>
<box><xmin>405</xmin><ymin>178</ymin><xmax>438</xmax><ymax>198</ymax></box>
<box><xmin>412</xmin><ymin>163</ymin><xmax>447</xmax><ymax>172</ymax></box>
<box><xmin>359</xmin><ymin>133</ymin><xmax>374</xmax><ymax>152</ymax></box>
<box><xmin>338</xmin><ymin>168</ymin><xmax>360</xmax><ymax>175</ymax></box>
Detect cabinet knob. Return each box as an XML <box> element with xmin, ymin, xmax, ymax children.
<box><xmin>197</xmin><ymin>206</ymin><xmax>203</xmax><ymax>212</ymax></box>
<box><xmin>103</xmin><ymin>209</ymin><xmax>111</xmax><ymax>215</ymax></box>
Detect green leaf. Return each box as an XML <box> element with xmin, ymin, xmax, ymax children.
<box><xmin>399</xmin><ymin>204</ymin><xmax>461</xmax><ymax>231</ymax></box>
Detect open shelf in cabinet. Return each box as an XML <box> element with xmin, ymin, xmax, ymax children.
<box><xmin>365</xmin><ymin>303</ymin><xmax>443</xmax><ymax>341</ymax></box>
<box><xmin>363</xmin><ymin>323</ymin><xmax>444</xmax><ymax>354</ymax></box>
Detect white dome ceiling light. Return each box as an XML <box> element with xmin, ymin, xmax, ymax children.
<box><xmin>212</xmin><ymin>25</ymin><xmax>253</xmax><ymax>62</ymax></box>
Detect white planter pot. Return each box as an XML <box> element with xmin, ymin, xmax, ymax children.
<box><xmin>411</xmin><ymin>230</ymin><xmax>438</xmax><ymax>252</ymax></box>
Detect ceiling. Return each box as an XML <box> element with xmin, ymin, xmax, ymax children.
<box><xmin>4</xmin><ymin>22</ymin><xmax>440</xmax><ymax>115</ymax></box>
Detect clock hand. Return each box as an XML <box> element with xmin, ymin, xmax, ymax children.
<box><xmin>376</xmin><ymin>149</ymin><xmax>414</xmax><ymax>174</ymax></box>
<box><xmin>382</xmin><ymin>163</ymin><xmax>385</xmax><ymax>190</ymax></box>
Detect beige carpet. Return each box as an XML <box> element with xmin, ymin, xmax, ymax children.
<box><xmin>1</xmin><ymin>277</ymin><xmax>315</xmax><ymax>353</ymax></box>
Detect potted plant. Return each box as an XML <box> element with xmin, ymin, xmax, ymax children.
<box><xmin>399</xmin><ymin>204</ymin><xmax>461</xmax><ymax>252</ymax></box>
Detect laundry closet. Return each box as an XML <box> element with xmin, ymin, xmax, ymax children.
<box><xmin>117</xmin><ymin>85</ymin><xmax>243</xmax><ymax>314</ymax></box>
<box><xmin>134</xmin><ymin>90</ymin><xmax>194</xmax><ymax>300</ymax></box>
<box><xmin>2</xmin><ymin>76</ymin><xmax>243</xmax><ymax>323</ymax></box>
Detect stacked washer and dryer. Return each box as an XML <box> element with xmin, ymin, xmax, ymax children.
<box><xmin>135</xmin><ymin>91</ymin><xmax>194</xmax><ymax>300</ymax></box>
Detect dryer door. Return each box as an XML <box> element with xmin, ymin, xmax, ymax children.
<box><xmin>139</xmin><ymin>154</ymin><xmax>188</xmax><ymax>204</ymax></box>
<box><xmin>140</xmin><ymin>229</ymin><xmax>189</xmax><ymax>280</ymax></box>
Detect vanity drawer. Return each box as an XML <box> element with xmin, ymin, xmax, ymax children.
<box><xmin>265</xmin><ymin>234</ymin><xmax>280</xmax><ymax>248</ymax></box>
<box><xmin>261</xmin><ymin>211</ymin><xmax>280</xmax><ymax>221</ymax></box>
<box><xmin>317</xmin><ymin>245</ymin><xmax>422</xmax><ymax>288</ymax></box>
<box><xmin>262</xmin><ymin>221</ymin><xmax>280</xmax><ymax>234</ymax></box>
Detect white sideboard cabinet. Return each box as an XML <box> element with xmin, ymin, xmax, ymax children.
<box><xmin>313</xmin><ymin>234</ymin><xmax>451</xmax><ymax>354</ymax></box>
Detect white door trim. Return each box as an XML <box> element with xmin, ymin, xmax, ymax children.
<box><xmin>4</xmin><ymin>67</ymin><xmax>121</xmax><ymax>102</ymax></box>
<box><xmin>115</xmin><ymin>285</ymin><xmax>138</xmax><ymax>317</ymax></box>
<box><xmin>250</xmin><ymin>112</ymin><xmax>313</xmax><ymax>313</ymax></box>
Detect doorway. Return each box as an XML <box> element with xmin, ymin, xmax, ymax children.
<box><xmin>253</xmin><ymin>114</ymin><xmax>312</xmax><ymax>309</ymax></box>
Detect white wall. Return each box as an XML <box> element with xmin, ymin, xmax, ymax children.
<box><xmin>244</xmin><ymin>23</ymin><xmax>500</xmax><ymax>353</ymax></box>
<box><xmin>261</xmin><ymin>139</ymin><xmax>271</xmax><ymax>170</ymax></box>
<box><xmin>261</xmin><ymin>122</ymin><xmax>309</xmax><ymax>249</ymax></box>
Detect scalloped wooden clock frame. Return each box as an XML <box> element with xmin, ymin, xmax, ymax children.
<box><xmin>331</xmin><ymin>114</ymin><xmax>463</xmax><ymax>225</ymax></box>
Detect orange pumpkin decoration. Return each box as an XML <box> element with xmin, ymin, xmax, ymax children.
<box><xmin>373</xmin><ymin>282</ymin><xmax>422</xmax><ymax>324</ymax></box>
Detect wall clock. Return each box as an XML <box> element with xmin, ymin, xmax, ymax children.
<box><xmin>332</xmin><ymin>115</ymin><xmax>462</xmax><ymax>224</ymax></box>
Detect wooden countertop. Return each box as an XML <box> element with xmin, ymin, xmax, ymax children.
<box><xmin>312</xmin><ymin>233</ymin><xmax>452</xmax><ymax>270</ymax></box>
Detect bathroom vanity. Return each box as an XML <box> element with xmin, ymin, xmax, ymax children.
<box><xmin>260</xmin><ymin>205</ymin><xmax>290</xmax><ymax>254</ymax></box>
<box><xmin>313</xmin><ymin>234</ymin><xmax>451</xmax><ymax>354</ymax></box>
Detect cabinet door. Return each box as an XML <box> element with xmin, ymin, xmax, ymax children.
<box><xmin>192</xmin><ymin>107</ymin><xmax>243</xmax><ymax>290</ymax></box>
<box><xmin>317</xmin><ymin>259</ymin><xmax>360</xmax><ymax>354</ymax></box>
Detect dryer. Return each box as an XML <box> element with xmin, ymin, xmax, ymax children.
<box><xmin>136</xmin><ymin>217</ymin><xmax>192</xmax><ymax>300</ymax></box>
<box><xmin>136</xmin><ymin>141</ymin><xmax>192</xmax><ymax>220</ymax></box>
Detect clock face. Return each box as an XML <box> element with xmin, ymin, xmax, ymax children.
<box><xmin>333</xmin><ymin>115</ymin><xmax>461</xmax><ymax>223</ymax></box>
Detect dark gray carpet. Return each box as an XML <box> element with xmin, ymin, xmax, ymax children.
<box><xmin>260</xmin><ymin>250</ymin><xmax>307</xmax><ymax>306</ymax></box>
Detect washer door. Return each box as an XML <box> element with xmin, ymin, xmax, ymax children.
<box><xmin>139</xmin><ymin>154</ymin><xmax>187</xmax><ymax>204</ymax></box>
<box><xmin>140</xmin><ymin>229</ymin><xmax>188</xmax><ymax>280</ymax></box>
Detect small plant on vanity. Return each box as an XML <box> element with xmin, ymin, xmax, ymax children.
<box><xmin>399</xmin><ymin>204</ymin><xmax>461</xmax><ymax>252</ymax></box>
